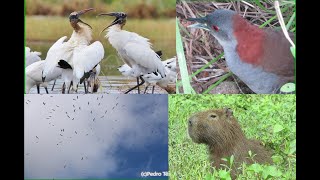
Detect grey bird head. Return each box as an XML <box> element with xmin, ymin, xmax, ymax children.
<box><xmin>186</xmin><ymin>9</ymin><xmax>237</xmax><ymax>44</ymax></box>
<box><xmin>97</xmin><ymin>12</ymin><xmax>127</xmax><ymax>33</ymax></box>
<box><xmin>69</xmin><ymin>8</ymin><xmax>94</xmax><ymax>29</ymax></box>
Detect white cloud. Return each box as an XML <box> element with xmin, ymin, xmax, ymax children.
<box><xmin>24</xmin><ymin>94</ymin><xmax>168</xmax><ymax>179</ymax></box>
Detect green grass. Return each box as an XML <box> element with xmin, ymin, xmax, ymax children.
<box><xmin>169</xmin><ymin>95</ymin><xmax>296</xmax><ymax>179</ymax></box>
<box><xmin>26</xmin><ymin>16</ymin><xmax>175</xmax><ymax>75</ymax></box>
<box><xmin>176</xmin><ymin>18</ymin><xmax>195</xmax><ymax>94</ymax></box>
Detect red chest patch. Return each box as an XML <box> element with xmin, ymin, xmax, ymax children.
<box><xmin>233</xmin><ymin>15</ymin><xmax>265</xmax><ymax>64</ymax></box>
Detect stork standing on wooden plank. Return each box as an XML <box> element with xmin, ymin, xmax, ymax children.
<box><xmin>42</xmin><ymin>8</ymin><xmax>104</xmax><ymax>94</ymax></box>
<box><xmin>97</xmin><ymin>12</ymin><xmax>165</xmax><ymax>94</ymax></box>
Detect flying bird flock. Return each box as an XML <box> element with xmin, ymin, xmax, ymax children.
<box><xmin>24</xmin><ymin>94</ymin><xmax>167</xmax><ymax>178</ymax></box>
<box><xmin>26</xmin><ymin>8</ymin><xmax>176</xmax><ymax>94</ymax></box>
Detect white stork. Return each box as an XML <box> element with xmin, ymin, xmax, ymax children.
<box><xmin>26</xmin><ymin>60</ymin><xmax>62</xmax><ymax>94</ymax></box>
<box><xmin>25</xmin><ymin>46</ymin><xmax>41</xmax><ymax>67</ymax></box>
<box><xmin>98</xmin><ymin>12</ymin><xmax>165</xmax><ymax>94</ymax></box>
<box><xmin>118</xmin><ymin>56</ymin><xmax>177</xmax><ymax>94</ymax></box>
<box><xmin>42</xmin><ymin>8</ymin><xmax>104</xmax><ymax>94</ymax></box>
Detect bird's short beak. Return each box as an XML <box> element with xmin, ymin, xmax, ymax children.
<box><xmin>97</xmin><ymin>12</ymin><xmax>127</xmax><ymax>34</ymax></box>
<box><xmin>77</xmin><ymin>8</ymin><xmax>94</xmax><ymax>29</ymax></box>
<box><xmin>186</xmin><ymin>16</ymin><xmax>210</xmax><ymax>31</ymax></box>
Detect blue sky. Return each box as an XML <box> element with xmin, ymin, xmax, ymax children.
<box><xmin>24</xmin><ymin>94</ymin><xmax>168</xmax><ymax>179</ymax></box>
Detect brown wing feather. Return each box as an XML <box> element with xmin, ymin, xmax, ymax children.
<box><xmin>260</xmin><ymin>29</ymin><xmax>295</xmax><ymax>81</ymax></box>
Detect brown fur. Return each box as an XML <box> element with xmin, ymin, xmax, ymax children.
<box><xmin>188</xmin><ymin>108</ymin><xmax>272</xmax><ymax>176</ymax></box>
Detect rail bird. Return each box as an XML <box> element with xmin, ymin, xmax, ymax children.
<box><xmin>26</xmin><ymin>60</ymin><xmax>62</xmax><ymax>94</ymax></box>
<box><xmin>42</xmin><ymin>8</ymin><xmax>104</xmax><ymax>94</ymax></box>
<box><xmin>98</xmin><ymin>12</ymin><xmax>165</xmax><ymax>94</ymax></box>
<box><xmin>187</xmin><ymin>9</ymin><xmax>294</xmax><ymax>94</ymax></box>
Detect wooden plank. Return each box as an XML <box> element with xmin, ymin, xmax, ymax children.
<box><xmin>28</xmin><ymin>76</ymin><xmax>174</xmax><ymax>94</ymax></box>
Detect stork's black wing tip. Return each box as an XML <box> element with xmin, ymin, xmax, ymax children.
<box><xmin>58</xmin><ymin>60</ymin><xmax>72</xmax><ymax>69</ymax></box>
<box><xmin>155</xmin><ymin>50</ymin><xmax>162</xmax><ymax>57</ymax></box>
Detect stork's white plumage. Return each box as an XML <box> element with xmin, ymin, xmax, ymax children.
<box><xmin>25</xmin><ymin>46</ymin><xmax>41</xmax><ymax>67</ymax></box>
<box><xmin>42</xmin><ymin>36</ymin><xmax>70</xmax><ymax>78</ymax></box>
<box><xmin>73</xmin><ymin>42</ymin><xmax>104</xmax><ymax>80</ymax></box>
<box><xmin>118</xmin><ymin>57</ymin><xmax>177</xmax><ymax>94</ymax></box>
<box><xmin>163</xmin><ymin>57</ymin><xmax>177</xmax><ymax>72</ymax></box>
<box><xmin>118</xmin><ymin>63</ymin><xmax>133</xmax><ymax>77</ymax></box>
<box><xmin>98</xmin><ymin>12</ymin><xmax>165</xmax><ymax>93</ymax></box>
<box><xmin>26</xmin><ymin>60</ymin><xmax>62</xmax><ymax>94</ymax></box>
<box><xmin>106</xmin><ymin>26</ymin><xmax>165</xmax><ymax>78</ymax></box>
<box><xmin>42</xmin><ymin>8</ymin><xmax>104</xmax><ymax>93</ymax></box>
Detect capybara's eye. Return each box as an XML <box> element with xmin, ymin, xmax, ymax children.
<box><xmin>210</xmin><ymin>114</ymin><xmax>217</xmax><ymax>118</ymax></box>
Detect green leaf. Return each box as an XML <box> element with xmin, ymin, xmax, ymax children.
<box><xmin>176</xmin><ymin>18</ymin><xmax>195</xmax><ymax>94</ymax></box>
<box><xmin>280</xmin><ymin>83</ymin><xmax>295</xmax><ymax>93</ymax></box>
<box><xmin>272</xmin><ymin>155</ymin><xmax>284</xmax><ymax>164</ymax></box>
<box><xmin>205</xmin><ymin>173</ymin><xmax>214</xmax><ymax>180</ymax></box>
<box><xmin>218</xmin><ymin>170</ymin><xmax>231</xmax><ymax>180</ymax></box>
<box><xmin>290</xmin><ymin>46</ymin><xmax>296</xmax><ymax>58</ymax></box>
<box><xmin>247</xmin><ymin>163</ymin><xmax>263</xmax><ymax>173</ymax></box>
<box><xmin>273</xmin><ymin>124</ymin><xmax>284</xmax><ymax>133</ymax></box>
<box><xmin>262</xmin><ymin>166</ymin><xmax>282</xmax><ymax>179</ymax></box>
<box><xmin>289</xmin><ymin>140</ymin><xmax>296</xmax><ymax>154</ymax></box>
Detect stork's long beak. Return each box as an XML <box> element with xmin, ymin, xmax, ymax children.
<box><xmin>77</xmin><ymin>8</ymin><xmax>94</xmax><ymax>15</ymax></box>
<box><xmin>97</xmin><ymin>12</ymin><xmax>127</xmax><ymax>34</ymax></box>
<box><xmin>186</xmin><ymin>16</ymin><xmax>210</xmax><ymax>31</ymax></box>
<box><xmin>77</xmin><ymin>8</ymin><xmax>94</xmax><ymax>29</ymax></box>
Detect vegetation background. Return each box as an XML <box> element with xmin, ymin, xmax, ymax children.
<box><xmin>169</xmin><ymin>94</ymin><xmax>296</xmax><ymax>179</ymax></box>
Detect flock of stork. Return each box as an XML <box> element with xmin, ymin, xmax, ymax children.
<box><xmin>26</xmin><ymin>8</ymin><xmax>176</xmax><ymax>94</ymax></box>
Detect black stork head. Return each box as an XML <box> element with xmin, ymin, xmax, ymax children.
<box><xmin>69</xmin><ymin>8</ymin><xmax>94</xmax><ymax>30</ymax></box>
<box><xmin>97</xmin><ymin>12</ymin><xmax>127</xmax><ymax>33</ymax></box>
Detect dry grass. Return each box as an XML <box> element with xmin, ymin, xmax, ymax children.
<box><xmin>177</xmin><ymin>0</ymin><xmax>295</xmax><ymax>94</ymax></box>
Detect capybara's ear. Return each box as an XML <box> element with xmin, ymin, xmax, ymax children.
<box><xmin>224</xmin><ymin>108</ymin><xmax>233</xmax><ymax>118</ymax></box>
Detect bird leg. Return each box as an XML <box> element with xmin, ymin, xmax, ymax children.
<box><xmin>45</xmin><ymin>87</ymin><xmax>49</xmax><ymax>94</ymax></box>
<box><xmin>36</xmin><ymin>85</ymin><xmax>40</xmax><ymax>94</ymax></box>
<box><xmin>152</xmin><ymin>86</ymin><xmax>155</xmax><ymax>94</ymax></box>
<box><xmin>62</xmin><ymin>82</ymin><xmax>65</xmax><ymax>94</ymax></box>
<box><xmin>75</xmin><ymin>84</ymin><xmax>78</xmax><ymax>93</ymax></box>
<box><xmin>51</xmin><ymin>79</ymin><xmax>56</xmax><ymax>91</ymax></box>
<box><xmin>125</xmin><ymin>76</ymin><xmax>145</xmax><ymax>94</ymax></box>
<box><xmin>136</xmin><ymin>77</ymin><xmax>140</xmax><ymax>94</ymax></box>
<box><xmin>84</xmin><ymin>80</ymin><xmax>87</xmax><ymax>94</ymax></box>
<box><xmin>143</xmin><ymin>85</ymin><xmax>149</xmax><ymax>94</ymax></box>
<box><xmin>68</xmin><ymin>81</ymin><xmax>73</xmax><ymax>94</ymax></box>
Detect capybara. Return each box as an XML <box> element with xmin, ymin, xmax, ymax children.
<box><xmin>188</xmin><ymin>108</ymin><xmax>272</xmax><ymax>176</ymax></box>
